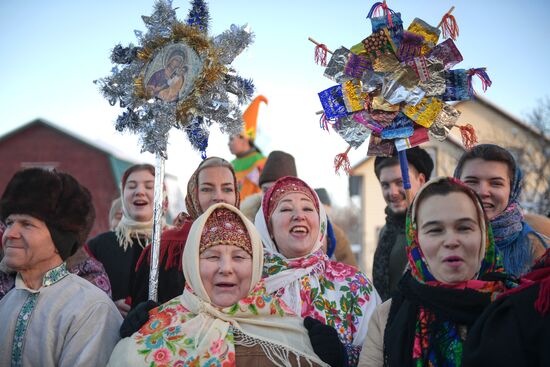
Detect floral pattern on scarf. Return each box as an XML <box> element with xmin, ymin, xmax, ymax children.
<box><xmin>134</xmin><ymin>282</ymin><xmax>295</xmax><ymax>367</ymax></box>
<box><xmin>264</xmin><ymin>250</ymin><xmax>376</xmax><ymax>345</ymax></box>
<box><xmin>109</xmin><ymin>203</ymin><xmax>328</xmax><ymax>367</ymax></box>
<box><xmin>257</xmin><ymin>177</ymin><xmax>381</xmax><ymax>366</ymax></box>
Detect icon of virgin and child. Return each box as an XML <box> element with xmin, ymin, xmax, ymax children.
<box><xmin>145</xmin><ymin>44</ymin><xmax>195</xmax><ymax>103</ymax></box>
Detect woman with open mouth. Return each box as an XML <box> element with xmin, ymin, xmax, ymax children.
<box><xmin>454</xmin><ymin>144</ymin><xmax>549</xmax><ymax>277</ymax></box>
<box><xmin>359</xmin><ymin>177</ymin><xmax>509</xmax><ymax>367</ymax></box>
<box><xmin>107</xmin><ymin>203</ymin><xmax>330</xmax><ymax>367</ymax></box>
<box><xmin>131</xmin><ymin>157</ymin><xmax>240</xmax><ymax>307</ymax></box>
<box><xmin>87</xmin><ymin>163</ymin><xmax>166</xmax><ymax>318</ymax></box>
<box><xmin>255</xmin><ymin>176</ymin><xmax>381</xmax><ymax>366</ymax></box>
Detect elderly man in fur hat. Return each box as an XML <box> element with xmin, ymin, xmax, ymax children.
<box><xmin>372</xmin><ymin>146</ymin><xmax>434</xmax><ymax>301</ymax></box>
<box><xmin>0</xmin><ymin>168</ymin><xmax>121</xmax><ymax>367</ymax></box>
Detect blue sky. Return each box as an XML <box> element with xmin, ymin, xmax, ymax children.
<box><xmin>1</xmin><ymin>0</ymin><xmax>549</xmax><ymax>207</ymax></box>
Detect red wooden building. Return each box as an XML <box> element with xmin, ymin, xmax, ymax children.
<box><xmin>0</xmin><ymin>119</ymin><xmax>137</xmax><ymax>239</ymax></box>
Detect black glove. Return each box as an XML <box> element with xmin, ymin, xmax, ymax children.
<box><xmin>119</xmin><ymin>300</ymin><xmax>159</xmax><ymax>338</ymax></box>
<box><xmin>304</xmin><ymin>316</ymin><xmax>348</xmax><ymax>367</ymax></box>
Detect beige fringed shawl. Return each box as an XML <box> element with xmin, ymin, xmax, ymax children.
<box><xmin>107</xmin><ymin>203</ymin><xmax>327</xmax><ymax>367</ymax></box>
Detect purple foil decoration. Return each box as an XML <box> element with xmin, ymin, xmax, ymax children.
<box><xmin>353</xmin><ymin>110</ymin><xmax>383</xmax><ymax>134</ymax></box>
<box><xmin>344</xmin><ymin>53</ymin><xmax>372</xmax><ymax>79</ymax></box>
<box><xmin>428</xmin><ymin>38</ymin><xmax>463</xmax><ymax>70</ymax></box>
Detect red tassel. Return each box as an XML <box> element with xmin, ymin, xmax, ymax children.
<box><xmin>467</xmin><ymin>68</ymin><xmax>492</xmax><ymax>95</ymax></box>
<box><xmin>314</xmin><ymin>44</ymin><xmax>329</xmax><ymax>67</ymax></box>
<box><xmin>319</xmin><ymin>113</ymin><xmax>336</xmax><ymax>132</ymax></box>
<box><xmin>334</xmin><ymin>146</ymin><xmax>353</xmax><ymax>175</ymax></box>
<box><xmin>440</xmin><ymin>13</ymin><xmax>459</xmax><ymax>40</ymax></box>
<box><xmin>458</xmin><ymin>124</ymin><xmax>478</xmax><ymax>150</ymax></box>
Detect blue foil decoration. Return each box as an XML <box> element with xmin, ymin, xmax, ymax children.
<box><xmin>186</xmin><ymin>116</ymin><xmax>209</xmax><ymax>158</ymax></box>
<box><xmin>370</xmin><ymin>12</ymin><xmax>404</xmax><ymax>50</ymax></box>
<box><xmin>318</xmin><ymin>85</ymin><xmax>349</xmax><ymax>119</ymax></box>
<box><xmin>381</xmin><ymin>112</ymin><xmax>414</xmax><ymax>139</ymax></box>
<box><xmin>186</xmin><ymin>0</ymin><xmax>209</xmax><ymax>31</ymax></box>
<box><xmin>442</xmin><ymin>69</ymin><xmax>470</xmax><ymax>101</ymax></box>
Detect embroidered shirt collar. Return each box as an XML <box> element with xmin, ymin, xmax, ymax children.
<box><xmin>15</xmin><ymin>262</ymin><xmax>69</xmax><ymax>293</ymax></box>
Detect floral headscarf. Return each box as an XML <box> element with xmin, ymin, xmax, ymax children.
<box><xmin>407</xmin><ymin>177</ymin><xmax>504</xmax><ymax>285</ymax></box>
<box><xmin>108</xmin><ymin>203</ymin><xmax>327</xmax><ymax>367</ymax></box>
<box><xmin>255</xmin><ymin>176</ymin><xmax>380</xmax><ymax>365</ymax></box>
<box><xmin>385</xmin><ymin>177</ymin><xmax>506</xmax><ymax>367</ymax></box>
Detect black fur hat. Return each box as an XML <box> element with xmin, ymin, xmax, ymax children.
<box><xmin>374</xmin><ymin>146</ymin><xmax>434</xmax><ymax>180</ymax></box>
<box><xmin>0</xmin><ymin>168</ymin><xmax>95</xmax><ymax>260</ymax></box>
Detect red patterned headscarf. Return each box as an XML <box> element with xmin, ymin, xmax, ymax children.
<box><xmin>262</xmin><ymin>176</ymin><xmax>320</xmax><ymax>224</ymax></box>
<box><xmin>199</xmin><ymin>207</ymin><xmax>252</xmax><ymax>255</ymax></box>
<box><xmin>184</xmin><ymin>157</ymin><xmax>240</xmax><ymax>220</ymax></box>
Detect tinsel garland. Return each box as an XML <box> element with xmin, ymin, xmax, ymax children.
<box><xmin>95</xmin><ymin>0</ymin><xmax>255</xmax><ymax>157</ymax></box>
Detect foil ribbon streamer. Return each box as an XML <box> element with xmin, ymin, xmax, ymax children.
<box><xmin>403</xmin><ymin>96</ymin><xmax>443</xmax><ymax>128</ymax></box>
<box><xmin>344</xmin><ymin>53</ymin><xmax>371</xmax><ymax>79</ymax></box>
<box><xmin>111</xmin><ymin>44</ymin><xmax>140</xmax><ymax>64</ymax></box>
<box><xmin>342</xmin><ymin>80</ymin><xmax>367</xmax><ymax>112</ymax></box>
<box><xmin>186</xmin><ymin>0</ymin><xmax>209</xmax><ymax>31</ymax></box>
<box><xmin>353</xmin><ymin>110</ymin><xmax>383</xmax><ymax>134</ymax></box>
<box><xmin>324</xmin><ymin>47</ymin><xmax>352</xmax><ymax>83</ymax></box>
<box><xmin>225</xmin><ymin>73</ymin><xmax>255</xmax><ymax>104</ymax></box>
<box><xmin>318</xmin><ymin>85</ymin><xmax>349</xmax><ymax>119</ymax></box>
<box><xmin>141</xmin><ymin>1</ymin><xmax>178</xmax><ymax>41</ymax></box>
<box><xmin>213</xmin><ymin>24</ymin><xmax>254</xmax><ymax>65</ymax></box>
<box><xmin>407</xmin><ymin>18</ymin><xmax>441</xmax><ymax>55</ymax></box>
<box><xmin>333</xmin><ymin>115</ymin><xmax>372</xmax><ymax>148</ymax></box>
<box><xmin>442</xmin><ymin>69</ymin><xmax>470</xmax><ymax>101</ymax></box>
<box><xmin>429</xmin><ymin>103</ymin><xmax>461</xmax><ymax>140</ymax></box>
<box><xmin>428</xmin><ymin>38</ymin><xmax>463</xmax><ymax>70</ymax></box>
<box><xmin>381</xmin><ymin>112</ymin><xmax>415</xmax><ymax>139</ymax></box>
<box><xmin>371</xmin><ymin>12</ymin><xmax>404</xmax><ymax>50</ymax></box>
<box><xmin>367</xmin><ymin>134</ymin><xmax>395</xmax><ymax>156</ymax></box>
<box><xmin>186</xmin><ymin>116</ymin><xmax>210</xmax><ymax>157</ymax></box>
<box><xmin>395</xmin><ymin>127</ymin><xmax>430</xmax><ymax>151</ymax></box>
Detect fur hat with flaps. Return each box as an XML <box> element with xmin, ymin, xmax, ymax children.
<box><xmin>0</xmin><ymin>168</ymin><xmax>95</xmax><ymax>260</ymax></box>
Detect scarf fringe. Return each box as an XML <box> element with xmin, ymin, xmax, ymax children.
<box><xmin>115</xmin><ymin>225</ymin><xmax>150</xmax><ymax>251</ymax></box>
<box><xmin>235</xmin><ymin>329</ymin><xmax>315</xmax><ymax>367</ymax></box>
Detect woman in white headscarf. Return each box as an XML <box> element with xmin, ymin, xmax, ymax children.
<box><xmin>255</xmin><ymin>176</ymin><xmax>381</xmax><ymax>366</ymax></box>
<box><xmin>107</xmin><ymin>203</ymin><xmax>328</xmax><ymax>367</ymax></box>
